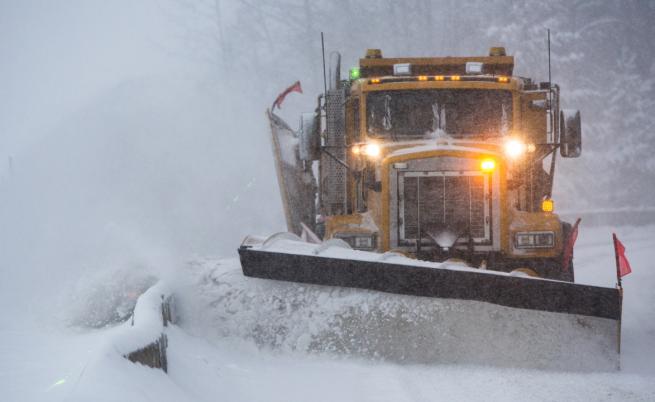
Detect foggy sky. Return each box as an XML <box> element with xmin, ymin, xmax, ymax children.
<box><xmin>1</xmin><ymin>0</ymin><xmax>653</xmax><ymax>321</ymax></box>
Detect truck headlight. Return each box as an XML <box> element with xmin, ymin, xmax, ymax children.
<box><xmin>361</xmin><ymin>143</ymin><xmax>381</xmax><ymax>157</ymax></box>
<box><xmin>352</xmin><ymin>143</ymin><xmax>381</xmax><ymax>158</ymax></box>
<box><xmin>514</xmin><ymin>231</ymin><xmax>555</xmax><ymax>249</ymax></box>
<box><xmin>504</xmin><ymin>139</ymin><xmax>526</xmax><ymax>159</ymax></box>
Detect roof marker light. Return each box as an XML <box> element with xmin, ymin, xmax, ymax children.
<box><xmin>498</xmin><ymin>76</ymin><xmax>510</xmax><ymax>83</ymax></box>
<box><xmin>393</xmin><ymin>63</ymin><xmax>411</xmax><ymax>76</ymax></box>
<box><xmin>451</xmin><ymin>75</ymin><xmax>461</xmax><ymax>81</ymax></box>
<box><xmin>466</xmin><ymin>62</ymin><xmax>483</xmax><ymax>74</ymax></box>
<box><xmin>370</xmin><ymin>78</ymin><xmax>381</xmax><ymax>84</ymax></box>
<box><xmin>349</xmin><ymin>67</ymin><xmax>361</xmax><ymax>80</ymax></box>
<box><xmin>418</xmin><ymin>75</ymin><xmax>428</xmax><ymax>81</ymax></box>
<box><xmin>435</xmin><ymin>76</ymin><xmax>445</xmax><ymax>81</ymax></box>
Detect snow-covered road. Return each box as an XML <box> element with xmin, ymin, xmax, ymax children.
<box><xmin>1</xmin><ymin>224</ymin><xmax>654</xmax><ymax>401</ymax></box>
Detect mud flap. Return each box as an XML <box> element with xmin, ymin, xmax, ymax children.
<box><xmin>268</xmin><ymin>110</ymin><xmax>317</xmax><ymax>235</ymax></box>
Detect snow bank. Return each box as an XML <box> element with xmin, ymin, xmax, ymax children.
<box><xmin>178</xmin><ymin>257</ymin><xmax>618</xmax><ymax>371</ymax></box>
<box><xmin>2</xmin><ymin>226</ymin><xmax>654</xmax><ymax>402</ymax></box>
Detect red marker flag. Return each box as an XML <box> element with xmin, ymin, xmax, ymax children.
<box><xmin>272</xmin><ymin>81</ymin><xmax>303</xmax><ymax>110</ymax></box>
<box><xmin>613</xmin><ymin>233</ymin><xmax>632</xmax><ymax>281</ymax></box>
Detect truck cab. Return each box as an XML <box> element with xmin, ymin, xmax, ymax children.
<box><xmin>291</xmin><ymin>47</ymin><xmax>582</xmax><ymax>280</ymax></box>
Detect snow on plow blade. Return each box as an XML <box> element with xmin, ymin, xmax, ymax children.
<box><xmin>238</xmin><ymin>236</ymin><xmax>621</xmax><ymax>371</ymax></box>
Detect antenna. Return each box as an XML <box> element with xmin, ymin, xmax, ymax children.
<box><xmin>548</xmin><ymin>28</ymin><xmax>552</xmax><ymax>132</ymax></box>
<box><xmin>320</xmin><ymin>32</ymin><xmax>329</xmax><ymax>138</ymax></box>
<box><xmin>546</xmin><ymin>28</ymin><xmax>557</xmax><ymax>199</ymax></box>
<box><xmin>321</xmin><ymin>32</ymin><xmax>328</xmax><ymax>98</ymax></box>
<box><xmin>548</xmin><ymin>29</ymin><xmax>552</xmax><ymax>93</ymax></box>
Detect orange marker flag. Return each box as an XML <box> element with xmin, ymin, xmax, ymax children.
<box><xmin>272</xmin><ymin>81</ymin><xmax>303</xmax><ymax>110</ymax></box>
<box><xmin>613</xmin><ymin>233</ymin><xmax>632</xmax><ymax>285</ymax></box>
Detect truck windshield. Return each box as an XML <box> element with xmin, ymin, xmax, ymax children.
<box><xmin>366</xmin><ymin>89</ymin><xmax>512</xmax><ymax>139</ymax></box>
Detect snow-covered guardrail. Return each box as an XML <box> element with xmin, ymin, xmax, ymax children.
<box><xmin>115</xmin><ymin>281</ymin><xmax>176</xmax><ymax>372</ymax></box>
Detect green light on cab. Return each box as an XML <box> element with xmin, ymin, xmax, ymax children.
<box><xmin>349</xmin><ymin>67</ymin><xmax>361</xmax><ymax>80</ymax></box>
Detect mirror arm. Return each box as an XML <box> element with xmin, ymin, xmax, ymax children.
<box><xmin>530</xmin><ymin>143</ymin><xmax>559</xmax><ymax>199</ymax></box>
<box><xmin>321</xmin><ymin>147</ymin><xmax>351</xmax><ymax>171</ymax></box>
<box><xmin>546</xmin><ymin>144</ymin><xmax>557</xmax><ymax>199</ymax></box>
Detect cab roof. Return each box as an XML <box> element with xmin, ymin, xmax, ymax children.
<box><xmin>359</xmin><ymin>49</ymin><xmax>514</xmax><ymax>78</ymax></box>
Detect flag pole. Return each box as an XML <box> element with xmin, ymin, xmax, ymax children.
<box><xmin>612</xmin><ymin>233</ymin><xmax>623</xmax><ymax>358</ymax></box>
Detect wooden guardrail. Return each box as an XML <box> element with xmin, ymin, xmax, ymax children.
<box><xmin>122</xmin><ymin>285</ymin><xmax>175</xmax><ymax>373</ymax></box>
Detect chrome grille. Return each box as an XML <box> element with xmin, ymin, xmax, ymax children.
<box><xmin>400</xmin><ymin>173</ymin><xmax>487</xmax><ymax>242</ymax></box>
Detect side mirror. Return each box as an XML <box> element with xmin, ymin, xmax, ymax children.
<box><xmin>560</xmin><ymin>109</ymin><xmax>581</xmax><ymax>158</ymax></box>
<box><xmin>299</xmin><ymin>112</ymin><xmax>320</xmax><ymax>161</ymax></box>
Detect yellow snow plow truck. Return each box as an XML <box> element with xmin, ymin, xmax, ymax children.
<box><xmin>238</xmin><ymin>47</ymin><xmax>622</xmax><ymax>370</ymax></box>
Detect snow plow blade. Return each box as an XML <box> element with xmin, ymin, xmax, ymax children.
<box><xmin>238</xmin><ymin>236</ymin><xmax>622</xmax><ymax>370</ymax></box>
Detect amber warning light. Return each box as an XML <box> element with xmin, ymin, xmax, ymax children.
<box><xmin>481</xmin><ymin>159</ymin><xmax>496</xmax><ymax>172</ymax></box>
